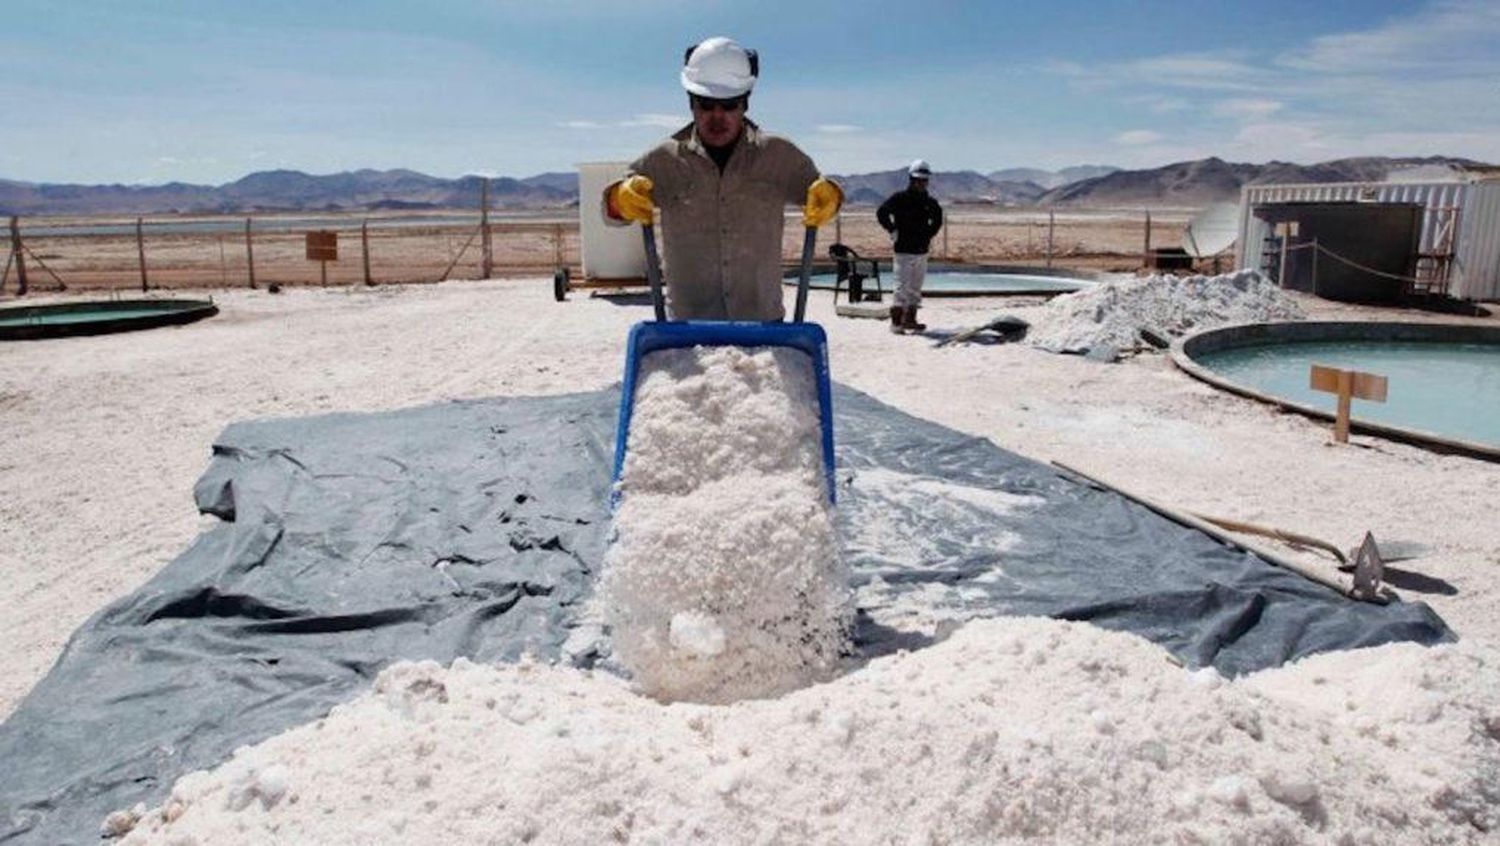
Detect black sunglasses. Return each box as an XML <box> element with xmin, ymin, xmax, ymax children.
<box><xmin>691</xmin><ymin>94</ymin><xmax>747</xmax><ymax>112</ymax></box>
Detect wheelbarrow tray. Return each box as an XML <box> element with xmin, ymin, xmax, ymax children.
<box><xmin>611</xmin><ymin>320</ymin><xmax>837</xmax><ymax>504</ymax></box>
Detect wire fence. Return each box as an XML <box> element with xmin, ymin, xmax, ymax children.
<box><xmin>1</xmin><ymin>207</ymin><xmax>1191</xmax><ymax>296</ymax></box>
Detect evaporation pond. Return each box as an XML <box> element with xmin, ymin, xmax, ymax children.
<box><xmin>799</xmin><ymin>272</ymin><xmax>1089</xmax><ymax>294</ymax></box>
<box><xmin>1197</xmin><ymin>340</ymin><xmax>1500</xmax><ymax>447</ymax></box>
<box><xmin>0</xmin><ymin>308</ymin><xmax>187</xmax><ymax>327</ymax></box>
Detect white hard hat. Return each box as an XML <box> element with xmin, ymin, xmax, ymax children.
<box><xmin>681</xmin><ymin>37</ymin><xmax>758</xmax><ymax>99</ymax></box>
<box><xmin>909</xmin><ymin>159</ymin><xmax>932</xmax><ymax>179</ymax></box>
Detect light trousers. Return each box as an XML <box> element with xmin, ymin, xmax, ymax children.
<box><xmin>892</xmin><ymin>253</ymin><xmax>929</xmax><ymax>308</ymax></box>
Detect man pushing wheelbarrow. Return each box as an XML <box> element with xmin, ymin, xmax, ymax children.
<box><xmin>601</xmin><ymin>36</ymin><xmax>843</xmax><ymax>321</ymax></box>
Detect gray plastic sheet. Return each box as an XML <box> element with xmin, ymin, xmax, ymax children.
<box><xmin>0</xmin><ymin>385</ymin><xmax>1450</xmax><ymax>844</ymax></box>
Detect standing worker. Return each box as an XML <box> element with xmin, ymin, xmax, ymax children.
<box><xmin>877</xmin><ymin>160</ymin><xmax>944</xmax><ymax>334</ymax></box>
<box><xmin>602</xmin><ymin>36</ymin><xmax>843</xmax><ymax>321</ymax></box>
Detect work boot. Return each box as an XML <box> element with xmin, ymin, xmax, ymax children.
<box><xmin>902</xmin><ymin>306</ymin><xmax>927</xmax><ymax>333</ymax></box>
<box><xmin>889</xmin><ymin>306</ymin><xmax>907</xmax><ymax>334</ymax></box>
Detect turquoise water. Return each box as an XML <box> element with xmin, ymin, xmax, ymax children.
<box><xmin>795</xmin><ymin>271</ymin><xmax>1089</xmax><ymax>294</ymax></box>
<box><xmin>0</xmin><ymin>307</ymin><xmax>192</xmax><ymax>327</ymax></box>
<box><xmin>1198</xmin><ymin>340</ymin><xmax>1500</xmax><ymax>446</ymax></box>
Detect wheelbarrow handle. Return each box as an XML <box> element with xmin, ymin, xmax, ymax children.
<box><xmin>793</xmin><ymin>225</ymin><xmax>817</xmax><ymax>323</ymax></box>
<box><xmin>641</xmin><ymin>222</ymin><xmax>667</xmax><ymax>322</ymax></box>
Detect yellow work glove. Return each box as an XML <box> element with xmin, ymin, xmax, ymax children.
<box><xmin>802</xmin><ymin>177</ymin><xmax>843</xmax><ymax>228</ymax></box>
<box><xmin>607</xmin><ymin>175</ymin><xmax>655</xmax><ymax>224</ymax></box>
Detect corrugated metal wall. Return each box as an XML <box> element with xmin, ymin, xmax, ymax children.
<box><xmin>1236</xmin><ymin>180</ymin><xmax>1500</xmax><ymax>300</ymax></box>
<box><xmin>1457</xmin><ymin>182</ymin><xmax>1500</xmax><ymax>301</ymax></box>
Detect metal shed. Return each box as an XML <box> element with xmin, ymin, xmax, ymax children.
<box><xmin>1236</xmin><ymin>177</ymin><xmax>1500</xmax><ymax>301</ymax></box>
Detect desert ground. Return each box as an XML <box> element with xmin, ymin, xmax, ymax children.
<box><xmin>2</xmin><ymin>257</ymin><xmax>1498</xmax><ymax>842</ymax></box>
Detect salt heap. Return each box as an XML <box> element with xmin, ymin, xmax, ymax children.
<box><xmin>109</xmin><ymin>617</ymin><xmax>1500</xmax><ymax>845</ymax></box>
<box><xmin>1026</xmin><ymin>269</ymin><xmax>1303</xmax><ymax>354</ymax></box>
<box><xmin>598</xmin><ymin>345</ymin><xmax>850</xmax><ymax>704</ymax></box>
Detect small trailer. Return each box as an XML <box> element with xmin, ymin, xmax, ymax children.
<box><xmin>553</xmin><ymin>161</ymin><xmax>650</xmax><ymax>301</ymax></box>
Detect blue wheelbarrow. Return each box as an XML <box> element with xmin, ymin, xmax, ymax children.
<box><xmin>611</xmin><ymin>222</ymin><xmax>836</xmax><ymax>504</ymax></box>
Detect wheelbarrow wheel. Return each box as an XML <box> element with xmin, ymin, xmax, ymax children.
<box><xmin>553</xmin><ymin>267</ymin><xmax>570</xmax><ymax>302</ymax></box>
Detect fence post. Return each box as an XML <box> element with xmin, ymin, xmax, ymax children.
<box><xmin>943</xmin><ymin>223</ymin><xmax>949</xmax><ymax>261</ymax></box>
<box><xmin>554</xmin><ymin>222</ymin><xmax>564</xmax><ymax>269</ymax></box>
<box><xmin>244</xmin><ymin>218</ymin><xmax>256</xmax><ymax>289</ymax></box>
<box><xmin>362</xmin><ymin>220</ymin><xmax>373</xmax><ymax>285</ymax></box>
<box><xmin>136</xmin><ymin>218</ymin><xmax>149</xmax><ymax>291</ymax></box>
<box><xmin>1046</xmin><ymin>210</ymin><xmax>1055</xmax><ymax>269</ymax></box>
<box><xmin>10</xmin><ymin>216</ymin><xmax>28</xmax><ymax>296</ymax></box>
<box><xmin>835</xmin><ymin>212</ymin><xmax>842</xmax><ymax>245</ymax></box>
<box><xmin>1142</xmin><ymin>209</ymin><xmax>1152</xmax><ymax>267</ymax></box>
<box><xmin>480</xmin><ymin>178</ymin><xmax>493</xmax><ymax>279</ymax></box>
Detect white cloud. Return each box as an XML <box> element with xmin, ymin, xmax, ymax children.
<box><xmin>558</xmin><ymin>120</ymin><xmax>604</xmax><ymax>130</ymax></box>
<box><xmin>815</xmin><ymin>124</ymin><xmax>861</xmax><ymax>134</ymax></box>
<box><xmin>619</xmin><ymin>113</ymin><xmax>683</xmax><ymax>129</ymax></box>
<box><xmin>1212</xmin><ymin>98</ymin><xmax>1283</xmax><ymax>120</ymax></box>
<box><xmin>1278</xmin><ymin>0</ymin><xmax>1500</xmax><ymax>73</ymax></box>
<box><xmin>1147</xmin><ymin>97</ymin><xmax>1192</xmax><ymax>114</ymax></box>
<box><xmin>1054</xmin><ymin>52</ymin><xmax>1265</xmax><ymax>93</ymax></box>
<box><xmin>1115</xmin><ymin>130</ymin><xmax>1163</xmax><ymax>145</ymax></box>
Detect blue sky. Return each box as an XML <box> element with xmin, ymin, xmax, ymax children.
<box><xmin>2</xmin><ymin>0</ymin><xmax>1497</xmax><ymax>184</ymax></box>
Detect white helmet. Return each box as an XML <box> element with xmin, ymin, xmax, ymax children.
<box><xmin>681</xmin><ymin>37</ymin><xmax>758</xmax><ymax>99</ymax></box>
<box><xmin>909</xmin><ymin>159</ymin><xmax>932</xmax><ymax>179</ymax></box>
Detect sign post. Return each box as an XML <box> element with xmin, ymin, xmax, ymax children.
<box><xmin>1309</xmin><ymin>364</ymin><xmax>1388</xmax><ymax>443</ymax></box>
<box><xmin>306</xmin><ymin>230</ymin><xmax>338</xmax><ymax>286</ymax></box>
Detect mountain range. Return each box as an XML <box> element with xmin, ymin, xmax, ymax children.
<box><xmin>0</xmin><ymin>157</ymin><xmax>1487</xmax><ymax>216</ymax></box>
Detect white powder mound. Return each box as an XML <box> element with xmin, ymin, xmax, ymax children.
<box><xmin>1026</xmin><ymin>269</ymin><xmax>1304</xmax><ymax>353</ymax></box>
<box><xmin>599</xmin><ymin>345</ymin><xmax>850</xmax><ymax>704</ymax></box>
<box><xmin>111</xmin><ymin>617</ymin><xmax>1500</xmax><ymax>845</ymax></box>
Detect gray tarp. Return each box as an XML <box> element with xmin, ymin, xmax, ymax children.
<box><xmin>0</xmin><ymin>385</ymin><xmax>1450</xmax><ymax>844</ymax></box>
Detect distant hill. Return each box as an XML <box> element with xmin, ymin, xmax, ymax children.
<box><xmin>988</xmin><ymin>165</ymin><xmax>1118</xmax><ymax>189</ymax></box>
<box><xmin>0</xmin><ymin>169</ymin><xmax>574</xmax><ymax>216</ymax></box>
<box><xmin>1037</xmin><ymin>156</ymin><xmax>1490</xmax><ymax>207</ymax></box>
<box><xmin>832</xmin><ymin>169</ymin><xmax>1046</xmax><ymax>206</ymax></box>
<box><xmin>0</xmin><ymin>156</ymin><xmax>1491</xmax><ymax>216</ymax></box>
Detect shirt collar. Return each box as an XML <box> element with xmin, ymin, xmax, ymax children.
<box><xmin>675</xmin><ymin>119</ymin><xmax>762</xmax><ymax>161</ymax></box>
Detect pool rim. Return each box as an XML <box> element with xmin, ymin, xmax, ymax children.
<box><xmin>1171</xmin><ymin>320</ymin><xmax>1500</xmax><ymax>463</ymax></box>
<box><xmin>0</xmin><ymin>298</ymin><xmax>220</xmax><ymax>341</ymax></box>
<box><xmin>784</xmin><ymin>262</ymin><xmax>1107</xmax><ymax>298</ymax></box>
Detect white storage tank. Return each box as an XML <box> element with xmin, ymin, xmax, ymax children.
<box><xmin>577</xmin><ymin>161</ymin><xmax>647</xmax><ymax>282</ymax></box>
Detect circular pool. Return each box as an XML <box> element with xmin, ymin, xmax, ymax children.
<box><xmin>1174</xmin><ymin>322</ymin><xmax>1500</xmax><ymax>460</ymax></box>
<box><xmin>787</xmin><ymin>264</ymin><xmax>1099</xmax><ymax>297</ymax></box>
<box><xmin>0</xmin><ymin>299</ymin><xmax>219</xmax><ymax>341</ymax></box>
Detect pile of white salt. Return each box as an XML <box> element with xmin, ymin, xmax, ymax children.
<box><xmin>1026</xmin><ymin>269</ymin><xmax>1304</xmax><ymax>353</ymax></box>
<box><xmin>598</xmin><ymin>344</ymin><xmax>850</xmax><ymax>704</ymax></box>
<box><xmin>107</xmin><ymin>617</ymin><xmax>1500</xmax><ymax>845</ymax></box>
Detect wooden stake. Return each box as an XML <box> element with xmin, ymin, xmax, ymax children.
<box><xmin>244</xmin><ymin>218</ymin><xmax>257</xmax><ymax>289</ymax></box>
<box><xmin>480</xmin><ymin>178</ymin><xmax>493</xmax><ymax>279</ymax></box>
<box><xmin>136</xmin><ymin>217</ymin><xmax>148</xmax><ymax>291</ymax></box>
<box><xmin>362</xmin><ymin>220</ymin><xmax>373</xmax><ymax>285</ymax></box>
<box><xmin>10</xmin><ymin>216</ymin><xmax>28</xmax><ymax>296</ymax></box>
<box><xmin>835</xmin><ymin>212</ymin><xmax>842</xmax><ymax>245</ymax></box>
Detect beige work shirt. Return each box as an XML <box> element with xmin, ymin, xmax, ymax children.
<box><xmin>619</xmin><ymin>121</ymin><xmax>820</xmax><ymax>321</ymax></box>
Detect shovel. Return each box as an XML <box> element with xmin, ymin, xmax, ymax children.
<box><xmin>611</xmin><ymin>222</ymin><xmax>835</xmax><ymax>503</ymax></box>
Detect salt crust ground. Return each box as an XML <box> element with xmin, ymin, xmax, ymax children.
<box><xmin>1</xmin><ymin>276</ymin><xmax>1498</xmax><ymax>840</ymax></box>
<box><xmin>110</xmin><ymin>618</ymin><xmax>1499</xmax><ymax>844</ymax></box>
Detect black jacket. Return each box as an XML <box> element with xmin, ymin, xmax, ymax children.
<box><xmin>877</xmin><ymin>188</ymin><xmax>944</xmax><ymax>255</ymax></box>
